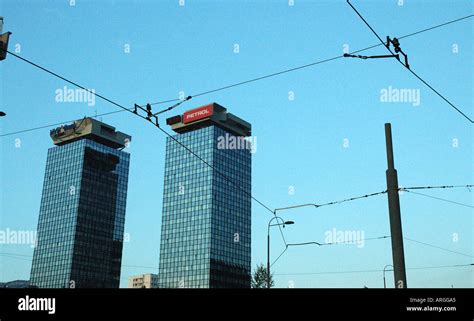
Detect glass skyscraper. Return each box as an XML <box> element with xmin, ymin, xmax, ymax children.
<box><xmin>30</xmin><ymin>118</ymin><xmax>131</xmax><ymax>288</ymax></box>
<box><xmin>159</xmin><ymin>103</ymin><xmax>252</xmax><ymax>288</ymax></box>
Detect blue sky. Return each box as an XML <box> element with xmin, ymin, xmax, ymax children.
<box><xmin>0</xmin><ymin>0</ymin><xmax>472</xmax><ymax>288</ymax></box>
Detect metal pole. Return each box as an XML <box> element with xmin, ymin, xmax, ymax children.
<box><xmin>384</xmin><ymin>123</ymin><xmax>407</xmax><ymax>288</ymax></box>
<box><xmin>267</xmin><ymin>216</ymin><xmax>282</xmax><ymax>289</ymax></box>
<box><xmin>267</xmin><ymin>233</ymin><xmax>270</xmax><ymax>289</ymax></box>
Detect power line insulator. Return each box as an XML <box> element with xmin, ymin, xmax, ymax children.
<box><xmin>146</xmin><ymin>103</ymin><xmax>152</xmax><ymax>119</ymax></box>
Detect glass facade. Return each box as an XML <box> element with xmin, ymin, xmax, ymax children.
<box><xmin>158</xmin><ymin>125</ymin><xmax>251</xmax><ymax>288</ymax></box>
<box><xmin>30</xmin><ymin>139</ymin><xmax>130</xmax><ymax>288</ymax></box>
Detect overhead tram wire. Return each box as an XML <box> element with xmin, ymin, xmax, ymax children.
<box><xmin>188</xmin><ymin>56</ymin><xmax>343</xmax><ymax>99</ymax></box>
<box><xmin>270</xmin><ymin>185</ymin><xmax>472</xmax><ymax>266</ymax></box>
<box><xmin>0</xmin><ymin>100</ymin><xmax>186</xmax><ymax>138</ymax></box>
<box><xmin>270</xmin><ymin>235</ymin><xmax>472</xmax><ymax>268</ymax></box>
<box><xmin>149</xmin><ymin>56</ymin><xmax>342</xmax><ymax>105</ymax></box>
<box><xmin>270</xmin><ymin>235</ymin><xmax>391</xmax><ymax>267</ymax></box>
<box><xmin>274</xmin><ymin>190</ymin><xmax>388</xmax><ymax>213</ymax></box>
<box><xmin>1</xmin><ymin>50</ymin><xmax>148</xmax><ymax>121</ymax></box>
<box><xmin>0</xmin><ymin>109</ymin><xmax>132</xmax><ymax>137</ymax></box>
<box><xmin>0</xmin><ymin>253</ymin><xmax>159</xmax><ymax>270</ymax></box>
<box><xmin>320</xmin><ymin>235</ymin><xmax>390</xmax><ymax>246</ymax></box>
<box><xmin>3</xmin><ymin>252</ymin><xmax>470</xmax><ymax>276</ymax></box>
<box><xmin>270</xmin><ymin>247</ymin><xmax>288</xmax><ymax>268</ymax></box>
<box><xmin>347</xmin><ymin>14</ymin><xmax>474</xmax><ymax>55</ymax></box>
<box><xmin>273</xmin><ymin>263</ymin><xmax>473</xmax><ymax>276</ymax></box>
<box><xmin>0</xmin><ymin>50</ymin><xmax>183</xmax><ymax>136</ymax></box>
<box><xmin>401</xmin><ymin>189</ymin><xmax>474</xmax><ymax>209</ymax></box>
<box><xmin>399</xmin><ymin>184</ymin><xmax>473</xmax><ymax>208</ymax></box>
<box><xmin>143</xmin><ymin>98</ymin><xmax>181</xmax><ymax>107</ymax></box>
<box><xmin>0</xmin><ymin>97</ymin><xmax>190</xmax><ymax>138</ymax></box>
<box><xmin>397</xmin><ymin>14</ymin><xmax>474</xmax><ymax>40</ymax></box>
<box><xmin>270</xmin><ymin>183</ymin><xmax>472</xmax><ymax>266</ymax></box>
<box><xmin>148</xmin><ymin>14</ymin><xmax>474</xmax><ymax>105</ymax></box>
<box><xmin>2</xmin><ymin>13</ymin><xmax>473</xmax><ymax>137</ymax></box>
<box><xmin>346</xmin><ymin>0</ymin><xmax>474</xmax><ymax>124</ymax></box>
<box><xmin>0</xmin><ymin>49</ymin><xmax>286</xmax><ymax>246</ymax></box>
<box><xmin>398</xmin><ymin>184</ymin><xmax>473</xmax><ymax>208</ymax></box>
<box><xmin>0</xmin><ymin>253</ymin><xmax>33</xmax><ymax>262</ymax></box>
<box><xmin>403</xmin><ymin>238</ymin><xmax>474</xmax><ymax>259</ymax></box>
<box><xmin>400</xmin><ymin>184</ymin><xmax>473</xmax><ymax>191</ymax></box>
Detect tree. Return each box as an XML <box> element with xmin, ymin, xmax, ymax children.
<box><xmin>251</xmin><ymin>263</ymin><xmax>274</xmax><ymax>288</ymax></box>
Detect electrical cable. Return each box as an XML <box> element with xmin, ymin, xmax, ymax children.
<box><xmin>274</xmin><ymin>190</ymin><xmax>387</xmax><ymax>213</ymax></box>
<box><xmin>404</xmin><ymin>237</ymin><xmax>474</xmax><ymax>258</ymax></box>
<box><xmin>274</xmin><ymin>263</ymin><xmax>473</xmax><ymax>276</ymax></box>
<box><xmin>271</xmin><ymin>235</ymin><xmax>391</xmax><ymax>267</ymax></box>
<box><xmin>346</xmin><ymin>0</ymin><xmax>473</xmax><ymax>123</ymax></box>
<box><xmin>3</xmin><ymin>14</ymin><xmax>473</xmax><ymax>138</ymax></box>
<box><xmin>401</xmin><ymin>189</ymin><xmax>473</xmax><ymax>209</ymax></box>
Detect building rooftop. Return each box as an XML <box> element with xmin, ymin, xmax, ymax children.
<box><xmin>166</xmin><ymin>103</ymin><xmax>251</xmax><ymax>137</ymax></box>
<box><xmin>49</xmin><ymin>117</ymin><xmax>131</xmax><ymax>149</ymax></box>
<box><xmin>0</xmin><ymin>280</ymin><xmax>31</xmax><ymax>288</ymax></box>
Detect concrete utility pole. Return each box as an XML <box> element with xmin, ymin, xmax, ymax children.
<box><xmin>384</xmin><ymin>123</ymin><xmax>407</xmax><ymax>288</ymax></box>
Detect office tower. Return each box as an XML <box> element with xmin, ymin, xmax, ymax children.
<box><xmin>159</xmin><ymin>103</ymin><xmax>252</xmax><ymax>288</ymax></box>
<box><xmin>30</xmin><ymin>118</ymin><xmax>131</xmax><ymax>288</ymax></box>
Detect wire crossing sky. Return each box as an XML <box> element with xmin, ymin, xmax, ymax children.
<box><xmin>1</xmin><ymin>13</ymin><xmax>473</xmax><ymax>138</ymax></box>
<box><xmin>0</xmin><ymin>0</ymin><xmax>472</xmax><ymax>288</ymax></box>
<box><xmin>346</xmin><ymin>0</ymin><xmax>473</xmax><ymax>123</ymax></box>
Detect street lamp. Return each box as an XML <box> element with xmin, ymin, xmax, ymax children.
<box><xmin>0</xmin><ymin>111</ymin><xmax>6</xmax><ymax>117</ymax></box>
<box><xmin>267</xmin><ymin>216</ymin><xmax>294</xmax><ymax>289</ymax></box>
<box><xmin>383</xmin><ymin>264</ymin><xmax>394</xmax><ymax>288</ymax></box>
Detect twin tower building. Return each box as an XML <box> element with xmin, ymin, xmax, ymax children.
<box><xmin>29</xmin><ymin>103</ymin><xmax>252</xmax><ymax>288</ymax></box>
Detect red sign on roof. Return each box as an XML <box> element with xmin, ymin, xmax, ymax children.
<box><xmin>183</xmin><ymin>104</ymin><xmax>214</xmax><ymax>124</ymax></box>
